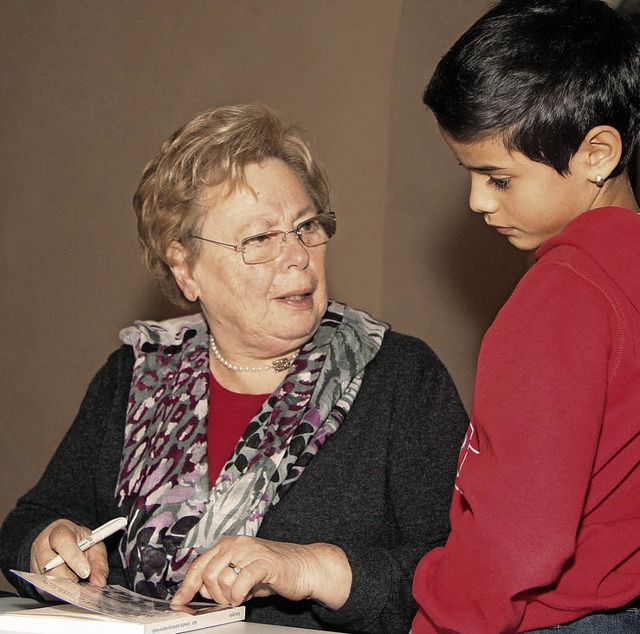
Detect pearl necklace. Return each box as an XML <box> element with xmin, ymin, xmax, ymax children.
<box><xmin>208</xmin><ymin>334</ymin><xmax>295</xmax><ymax>373</ymax></box>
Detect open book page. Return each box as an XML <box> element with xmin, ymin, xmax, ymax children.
<box><xmin>2</xmin><ymin>602</ymin><xmax>145</xmax><ymax>628</ymax></box>
<box><xmin>10</xmin><ymin>570</ymin><xmax>244</xmax><ymax>625</ymax></box>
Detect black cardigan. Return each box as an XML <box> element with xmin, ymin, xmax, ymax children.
<box><xmin>0</xmin><ymin>330</ymin><xmax>468</xmax><ymax>633</ymax></box>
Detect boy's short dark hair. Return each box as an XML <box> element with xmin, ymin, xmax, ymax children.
<box><xmin>424</xmin><ymin>0</ymin><xmax>640</xmax><ymax>177</ymax></box>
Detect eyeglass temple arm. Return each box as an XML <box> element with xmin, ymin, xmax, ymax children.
<box><xmin>188</xmin><ymin>234</ymin><xmax>244</xmax><ymax>252</ymax></box>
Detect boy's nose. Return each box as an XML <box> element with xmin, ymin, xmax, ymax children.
<box><xmin>468</xmin><ymin>176</ymin><xmax>498</xmax><ymax>215</ymax></box>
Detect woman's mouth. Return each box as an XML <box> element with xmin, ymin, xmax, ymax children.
<box><xmin>277</xmin><ymin>290</ymin><xmax>314</xmax><ymax>306</ymax></box>
<box><xmin>281</xmin><ymin>293</ymin><xmax>311</xmax><ymax>301</ymax></box>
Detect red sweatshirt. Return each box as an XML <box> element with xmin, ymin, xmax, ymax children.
<box><xmin>413</xmin><ymin>207</ymin><xmax>640</xmax><ymax>633</ymax></box>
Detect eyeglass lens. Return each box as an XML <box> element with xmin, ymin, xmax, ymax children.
<box><xmin>241</xmin><ymin>213</ymin><xmax>336</xmax><ymax>264</ymax></box>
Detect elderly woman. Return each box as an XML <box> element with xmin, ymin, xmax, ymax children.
<box><xmin>0</xmin><ymin>104</ymin><xmax>468</xmax><ymax>633</ymax></box>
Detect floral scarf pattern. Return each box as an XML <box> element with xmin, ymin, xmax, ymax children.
<box><xmin>115</xmin><ymin>301</ymin><xmax>387</xmax><ymax>599</ymax></box>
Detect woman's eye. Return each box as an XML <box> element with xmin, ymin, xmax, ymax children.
<box><xmin>488</xmin><ymin>176</ymin><xmax>510</xmax><ymax>191</ymax></box>
<box><xmin>298</xmin><ymin>219</ymin><xmax>319</xmax><ymax>233</ymax></box>
<box><xmin>244</xmin><ymin>233</ymin><xmax>274</xmax><ymax>246</ymax></box>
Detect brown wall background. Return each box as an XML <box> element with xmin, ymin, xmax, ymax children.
<box><xmin>0</xmin><ymin>0</ymin><xmax>529</xmax><ymax>592</ymax></box>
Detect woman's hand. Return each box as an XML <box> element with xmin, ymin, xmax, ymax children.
<box><xmin>171</xmin><ymin>535</ymin><xmax>352</xmax><ymax>610</ymax></box>
<box><xmin>30</xmin><ymin>519</ymin><xmax>109</xmax><ymax>588</ymax></box>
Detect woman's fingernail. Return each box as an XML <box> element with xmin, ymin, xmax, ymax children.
<box><xmin>78</xmin><ymin>564</ymin><xmax>90</xmax><ymax>578</ymax></box>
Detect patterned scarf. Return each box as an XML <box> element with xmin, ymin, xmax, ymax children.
<box><xmin>115</xmin><ymin>300</ymin><xmax>388</xmax><ymax>599</ymax></box>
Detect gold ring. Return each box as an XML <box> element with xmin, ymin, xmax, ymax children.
<box><xmin>227</xmin><ymin>561</ymin><xmax>241</xmax><ymax>575</ymax></box>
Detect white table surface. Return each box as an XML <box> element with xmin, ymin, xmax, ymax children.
<box><xmin>0</xmin><ymin>595</ymin><xmax>339</xmax><ymax>633</ymax></box>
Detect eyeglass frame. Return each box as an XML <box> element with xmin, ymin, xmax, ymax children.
<box><xmin>187</xmin><ymin>211</ymin><xmax>337</xmax><ymax>265</ymax></box>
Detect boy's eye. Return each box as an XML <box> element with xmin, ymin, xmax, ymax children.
<box><xmin>488</xmin><ymin>176</ymin><xmax>510</xmax><ymax>191</ymax></box>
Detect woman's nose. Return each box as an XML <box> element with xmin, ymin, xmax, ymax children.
<box><xmin>282</xmin><ymin>231</ymin><xmax>310</xmax><ymax>267</ymax></box>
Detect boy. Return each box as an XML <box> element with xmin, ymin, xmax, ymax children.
<box><xmin>412</xmin><ymin>1</ymin><xmax>640</xmax><ymax>632</ymax></box>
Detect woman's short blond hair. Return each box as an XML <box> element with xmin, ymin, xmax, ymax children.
<box><xmin>134</xmin><ymin>104</ymin><xmax>331</xmax><ymax>308</ymax></box>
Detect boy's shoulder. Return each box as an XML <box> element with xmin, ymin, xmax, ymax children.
<box><xmin>538</xmin><ymin>207</ymin><xmax>640</xmax><ymax>259</ymax></box>
<box><xmin>535</xmin><ymin>207</ymin><xmax>640</xmax><ymax>291</ymax></box>
<box><xmin>495</xmin><ymin>208</ymin><xmax>640</xmax><ymax>328</ymax></box>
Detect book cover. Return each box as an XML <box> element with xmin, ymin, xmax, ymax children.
<box><xmin>0</xmin><ymin>570</ymin><xmax>245</xmax><ymax>633</ymax></box>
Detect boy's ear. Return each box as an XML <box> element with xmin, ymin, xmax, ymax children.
<box><xmin>166</xmin><ymin>240</ymin><xmax>200</xmax><ymax>303</ymax></box>
<box><xmin>577</xmin><ymin>125</ymin><xmax>623</xmax><ymax>183</ymax></box>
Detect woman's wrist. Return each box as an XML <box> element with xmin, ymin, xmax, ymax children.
<box><xmin>305</xmin><ymin>542</ymin><xmax>352</xmax><ymax>610</ymax></box>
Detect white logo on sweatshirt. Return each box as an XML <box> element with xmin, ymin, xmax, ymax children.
<box><xmin>455</xmin><ymin>421</ymin><xmax>479</xmax><ymax>497</ymax></box>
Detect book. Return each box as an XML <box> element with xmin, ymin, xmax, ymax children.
<box><xmin>0</xmin><ymin>570</ymin><xmax>245</xmax><ymax>633</ymax></box>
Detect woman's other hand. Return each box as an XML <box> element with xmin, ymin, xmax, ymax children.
<box><xmin>30</xmin><ymin>519</ymin><xmax>109</xmax><ymax>587</ymax></box>
<box><xmin>171</xmin><ymin>535</ymin><xmax>352</xmax><ymax>610</ymax></box>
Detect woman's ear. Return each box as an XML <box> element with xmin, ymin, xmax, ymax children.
<box><xmin>577</xmin><ymin>125</ymin><xmax>623</xmax><ymax>183</ymax></box>
<box><xmin>166</xmin><ymin>240</ymin><xmax>200</xmax><ymax>303</ymax></box>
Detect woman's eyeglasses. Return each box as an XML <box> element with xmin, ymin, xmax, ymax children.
<box><xmin>188</xmin><ymin>212</ymin><xmax>337</xmax><ymax>265</ymax></box>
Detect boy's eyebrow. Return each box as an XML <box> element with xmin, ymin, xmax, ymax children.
<box><xmin>458</xmin><ymin>160</ymin><xmax>505</xmax><ymax>172</ymax></box>
<box><xmin>472</xmin><ymin>164</ymin><xmax>504</xmax><ymax>172</ymax></box>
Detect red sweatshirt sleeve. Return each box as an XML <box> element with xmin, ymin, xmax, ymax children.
<box><xmin>413</xmin><ymin>261</ymin><xmax>613</xmax><ymax>633</ymax></box>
